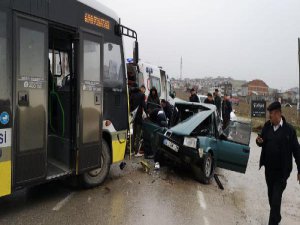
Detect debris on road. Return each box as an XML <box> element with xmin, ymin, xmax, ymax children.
<box><xmin>214</xmin><ymin>174</ymin><xmax>224</xmax><ymax>190</ymax></box>
<box><xmin>140</xmin><ymin>160</ymin><xmax>151</xmax><ymax>173</ymax></box>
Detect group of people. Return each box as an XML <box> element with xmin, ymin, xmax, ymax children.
<box><xmin>129</xmin><ymin>85</ymin><xmax>177</xmax><ymax>160</ymax></box>
<box><xmin>130</xmin><ymin>85</ymin><xmax>300</xmax><ymax>225</ymax></box>
<box><xmin>189</xmin><ymin>88</ymin><xmax>232</xmax><ymax>129</ymax></box>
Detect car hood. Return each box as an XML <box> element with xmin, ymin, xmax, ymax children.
<box><xmin>169</xmin><ymin>109</ymin><xmax>214</xmax><ymax>136</ymax></box>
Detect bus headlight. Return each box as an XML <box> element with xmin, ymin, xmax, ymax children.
<box><xmin>183</xmin><ymin>137</ymin><xmax>197</xmax><ymax>149</ymax></box>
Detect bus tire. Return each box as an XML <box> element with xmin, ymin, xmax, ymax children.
<box><xmin>81</xmin><ymin>140</ymin><xmax>111</xmax><ymax>188</ymax></box>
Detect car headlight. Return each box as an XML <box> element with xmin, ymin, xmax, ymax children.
<box><xmin>183</xmin><ymin>137</ymin><xmax>197</xmax><ymax>149</ymax></box>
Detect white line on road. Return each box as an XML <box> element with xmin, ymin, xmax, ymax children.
<box><xmin>52</xmin><ymin>192</ymin><xmax>75</xmax><ymax>211</ymax></box>
<box><xmin>197</xmin><ymin>190</ymin><xmax>207</xmax><ymax>210</ymax></box>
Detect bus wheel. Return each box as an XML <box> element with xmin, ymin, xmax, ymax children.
<box><xmin>81</xmin><ymin>140</ymin><xmax>111</xmax><ymax>188</ymax></box>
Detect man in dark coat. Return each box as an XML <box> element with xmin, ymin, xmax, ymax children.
<box><xmin>189</xmin><ymin>88</ymin><xmax>200</xmax><ymax>103</ymax></box>
<box><xmin>213</xmin><ymin>89</ymin><xmax>222</xmax><ymax>116</ymax></box>
<box><xmin>204</xmin><ymin>93</ymin><xmax>215</xmax><ymax>105</ymax></box>
<box><xmin>256</xmin><ymin>101</ymin><xmax>300</xmax><ymax>225</ymax></box>
<box><xmin>221</xmin><ymin>94</ymin><xmax>232</xmax><ymax>130</ymax></box>
<box><xmin>130</xmin><ymin>85</ymin><xmax>147</xmax><ymax>155</ymax></box>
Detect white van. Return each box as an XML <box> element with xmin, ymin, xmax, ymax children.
<box><xmin>127</xmin><ymin>61</ymin><xmax>170</xmax><ymax>100</ymax></box>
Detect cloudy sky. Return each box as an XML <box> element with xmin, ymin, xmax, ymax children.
<box><xmin>99</xmin><ymin>0</ymin><xmax>300</xmax><ymax>90</ymax></box>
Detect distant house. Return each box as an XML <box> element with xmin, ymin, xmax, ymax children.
<box><xmin>282</xmin><ymin>90</ymin><xmax>298</xmax><ymax>104</ymax></box>
<box><xmin>241</xmin><ymin>79</ymin><xmax>269</xmax><ymax>96</ymax></box>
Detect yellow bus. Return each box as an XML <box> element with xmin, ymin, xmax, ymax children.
<box><xmin>0</xmin><ymin>0</ymin><xmax>138</xmax><ymax>198</ymax></box>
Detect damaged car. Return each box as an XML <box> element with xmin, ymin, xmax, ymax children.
<box><xmin>143</xmin><ymin>100</ymin><xmax>251</xmax><ymax>184</ymax></box>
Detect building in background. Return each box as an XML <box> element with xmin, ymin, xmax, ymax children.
<box><xmin>241</xmin><ymin>79</ymin><xmax>269</xmax><ymax>97</ymax></box>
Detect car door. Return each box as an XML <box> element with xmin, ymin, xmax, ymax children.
<box><xmin>216</xmin><ymin>121</ymin><xmax>251</xmax><ymax>173</ymax></box>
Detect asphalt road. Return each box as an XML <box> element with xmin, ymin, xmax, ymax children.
<box><xmin>0</xmin><ymin>133</ymin><xmax>299</xmax><ymax>225</ymax></box>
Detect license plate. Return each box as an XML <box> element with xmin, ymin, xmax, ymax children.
<box><xmin>163</xmin><ymin>139</ymin><xmax>179</xmax><ymax>152</ymax></box>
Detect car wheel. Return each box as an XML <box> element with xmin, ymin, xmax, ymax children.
<box><xmin>192</xmin><ymin>152</ymin><xmax>215</xmax><ymax>184</ymax></box>
<box><xmin>81</xmin><ymin>140</ymin><xmax>111</xmax><ymax>188</ymax></box>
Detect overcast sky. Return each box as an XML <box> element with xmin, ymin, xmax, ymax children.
<box><xmin>99</xmin><ymin>0</ymin><xmax>300</xmax><ymax>90</ymax></box>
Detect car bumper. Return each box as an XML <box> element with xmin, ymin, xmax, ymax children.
<box><xmin>156</xmin><ymin>133</ymin><xmax>204</xmax><ymax>165</ymax></box>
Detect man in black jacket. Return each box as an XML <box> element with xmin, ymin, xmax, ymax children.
<box><xmin>213</xmin><ymin>89</ymin><xmax>222</xmax><ymax>116</ymax></box>
<box><xmin>256</xmin><ymin>101</ymin><xmax>300</xmax><ymax>225</ymax></box>
<box><xmin>222</xmin><ymin>94</ymin><xmax>232</xmax><ymax>130</ymax></box>
<box><xmin>189</xmin><ymin>88</ymin><xmax>200</xmax><ymax>103</ymax></box>
<box><xmin>204</xmin><ymin>93</ymin><xmax>215</xmax><ymax>105</ymax></box>
<box><xmin>130</xmin><ymin>85</ymin><xmax>147</xmax><ymax>155</ymax></box>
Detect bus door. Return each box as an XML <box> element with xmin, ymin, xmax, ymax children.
<box><xmin>0</xmin><ymin>8</ymin><xmax>12</xmax><ymax>197</ymax></box>
<box><xmin>14</xmin><ymin>14</ymin><xmax>48</xmax><ymax>185</ymax></box>
<box><xmin>76</xmin><ymin>30</ymin><xmax>103</xmax><ymax>173</ymax></box>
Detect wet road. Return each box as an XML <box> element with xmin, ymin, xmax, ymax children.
<box><xmin>0</xmin><ymin>133</ymin><xmax>299</xmax><ymax>225</ymax></box>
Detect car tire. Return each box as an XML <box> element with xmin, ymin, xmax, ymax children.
<box><xmin>192</xmin><ymin>152</ymin><xmax>215</xmax><ymax>184</ymax></box>
<box><xmin>80</xmin><ymin>140</ymin><xmax>111</xmax><ymax>188</ymax></box>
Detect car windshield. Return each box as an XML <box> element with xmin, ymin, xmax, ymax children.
<box><xmin>170</xmin><ymin>109</ymin><xmax>214</xmax><ymax>136</ymax></box>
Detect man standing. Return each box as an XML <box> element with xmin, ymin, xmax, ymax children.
<box><xmin>213</xmin><ymin>89</ymin><xmax>222</xmax><ymax>116</ymax></box>
<box><xmin>204</xmin><ymin>93</ymin><xmax>215</xmax><ymax>105</ymax></box>
<box><xmin>130</xmin><ymin>85</ymin><xmax>147</xmax><ymax>156</ymax></box>
<box><xmin>221</xmin><ymin>94</ymin><xmax>232</xmax><ymax>130</ymax></box>
<box><xmin>256</xmin><ymin>101</ymin><xmax>300</xmax><ymax>225</ymax></box>
<box><xmin>189</xmin><ymin>88</ymin><xmax>200</xmax><ymax>103</ymax></box>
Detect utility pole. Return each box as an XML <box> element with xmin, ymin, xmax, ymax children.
<box><xmin>180</xmin><ymin>56</ymin><xmax>183</xmax><ymax>80</ymax></box>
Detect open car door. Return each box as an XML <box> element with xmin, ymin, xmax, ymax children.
<box><xmin>216</xmin><ymin>121</ymin><xmax>251</xmax><ymax>173</ymax></box>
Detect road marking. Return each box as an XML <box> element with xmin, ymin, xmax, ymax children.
<box><xmin>52</xmin><ymin>192</ymin><xmax>75</xmax><ymax>211</ymax></box>
<box><xmin>197</xmin><ymin>190</ymin><xmax>207</xmax><ymax>210</ymax></box>
<box><xmin>203</xmin><ymin>216</ymin><xmax>210</xmax><ymax>225</ymax></box>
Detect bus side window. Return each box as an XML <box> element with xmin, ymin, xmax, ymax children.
<box><xmin>49</xmin><ymin>51</ymin><xmax>70</xmax><ymax>88</ymax></box>
<box><xmin>104</xmin><ymin>43</ymin><xmax>124</xmax><ymax>88</ymax></box>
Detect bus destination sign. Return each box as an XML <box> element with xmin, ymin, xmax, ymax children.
<box><xmin>84</xmin><ymin>13</ymin><xmax>110</xmax><ymax>30</ymax></box>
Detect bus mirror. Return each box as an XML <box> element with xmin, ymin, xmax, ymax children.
<box><xmin>133</xmin><ymin>41</ymin><xmax>139</xmax><ymax>64</ymax></box>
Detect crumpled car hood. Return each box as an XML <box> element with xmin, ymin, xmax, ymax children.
<box><xmin>169</xmin><ymin>109</ymin><xmax>214</xmax><ymax>136</ymax></box>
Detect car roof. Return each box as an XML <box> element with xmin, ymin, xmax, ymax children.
<box><xmin>169</xmin><ymin>109</ymin><xmax>214</xmax><ymax>136</ymax></box>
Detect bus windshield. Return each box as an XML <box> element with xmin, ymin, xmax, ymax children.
<box><xmin>104</xmin><ymin>43</ymin><xmax>124</xmax><ymax>88</ymax></box>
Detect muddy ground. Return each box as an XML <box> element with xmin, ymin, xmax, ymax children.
<box><xmin>0</xmin><ymin>133</ymin><xmax>299</xmax><ymax>225</ymax></box>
